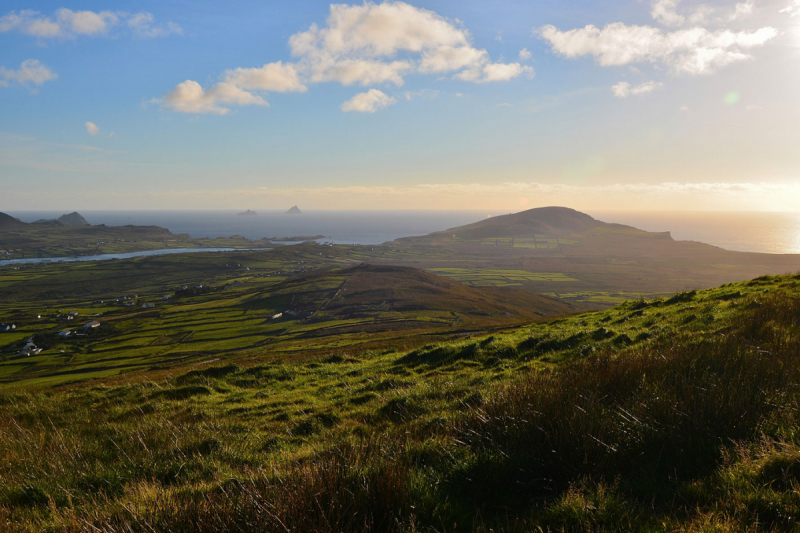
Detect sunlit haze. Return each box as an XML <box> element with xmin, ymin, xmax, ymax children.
<box><xmin>1</xmin><ymin>0</ymin><xmax>799</xmax><ymax>211</ymax></box>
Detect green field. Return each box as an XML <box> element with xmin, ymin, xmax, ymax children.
<box><xmin>429</xmin><ymin>267</ymin><xmax>578</xmax><ymax>286</ymax></box>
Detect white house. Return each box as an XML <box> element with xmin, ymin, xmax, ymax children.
<box><xmin>19</xmin><ymin>346</ymin><xmax>42</xmax><ymax>356</ymax></box>
<box><xmin>84</xmin><ymin>320</ymin><xmax>100</xmax><ymax>330</ymax></box>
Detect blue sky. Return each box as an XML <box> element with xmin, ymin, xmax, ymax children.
<box><xmin>1</xmin><ymin>0</ymin><xmax>799</xmax><ymax>211</ymax></box>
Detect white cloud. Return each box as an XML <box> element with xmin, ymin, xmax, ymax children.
<box><xmin>781</xmin><ymin>0</ymin><xmax>800</xmax><ymax>17</ymax></box>
<box><xmin>127</xmin><ymin>12</ymin><xmax>182</xmax><ymax>38</ymax></box>
<box><xmin>61</xmin><ymin>9</ymin><xmax>118</xmax><ymax>35</ymax></box>
<box><xmin>650</xmin><ymin>0</ymin><xmax>713</xmax><ymax>26</ymax></box>
<box><xmin>222</xmin><ymin>61</ymin><xmax>307</xmax><ymax>92</ymax></box>
<box><xmin>0</xmin><ymin>59</ymin><xmax>57</xmax><ymax>87</ymax></box>
<box><xmin>689</xmin><ymin>5</ymin><xmax>714</xmax><ymax>24</ymax></box>
<box><xmin>612</xmin><ymin>80</ymin><xmax>663</xmax><ymax>97</ymax></box>
<box><xmin>306</xmin><ymin>58</ymin><xmax>413</xmax><ymax>86</ymax></box>
<box><xmin>612</xmin><ymin>81</ymin><xmax>632</xmax><ymax>97</ymax></box>
<box><xmin>0</xmin><ymin>9</ymin><xmax>181</xmax><ymax>39</ymax></box>
<box><xmin>519</xmin><ymin>47</ymin><xmax>532</xmax><ymax>60</ymax></box>
<box><xmin>84</xmin><ymin>121</ymin><xmax>114</xmax><ymax>137</ymax></box>
<box><xmin>730</xmin><ymin>1</ymin><xmax>755</xmax><ymax>20</ymax></box>
<box><xmin>540</xmin><ymin>22</ymin><xmax>777</xmax><ymax>74</ymax></box>
<box><xmin>289</xmin><ymin>2</ymin><xmax>528</xmax><ymax>85</ymax></box>
<box><xmin>651</xmin><ymin>0</ymin><xmax>686</xmax><ymax>26</ymax></box>
<box><xmin>163</xmin><ymin>80</ymin><xmax>268</xmax><ymax>115</ymax></box>
<box><xmin>457</xmin><ymin>62</ymin><xmax>534</xmax><ymax>83</ymax></box>
<box><xmin>162</xmin><ymin>2</ymin><xmax>531</xmax><ymax>114</ymax></box>
<box><xmin>341</xmin><ymin>89</ymin><xmax>396</xmax><ymax>113</ymax></box>
<box><xmin>161</xmin><ymin>62</ymin><xmax>306</xmax><ymax>114</ymax></box>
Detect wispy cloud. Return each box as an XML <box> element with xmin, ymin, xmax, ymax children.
<box><xmin>539</xmin><ymin>20</ymin><xmax>777</xmax><ymax>75</ymax></box>
<box><xmin>85</xmin><ymin>121</ymin><xmax>114</xmax><ymax>138</ymax></box>
<box><xmin>0</xmin><ymin>8</ymin><xmax>181</xmax><ymax>39</ymax></box>
<box><xmin>0</xmin><ymin>59</ymin><xmax>57</xmax><ymax>88</ymax></box>
<box><xmin>612</xmin><ymin>80</ymin><xmax>663</xmax><ymax>97</ymax></box>
<box><xmin>341</xmin><ymin>89</ymin><xmax>396</xmax><ymax>113</ymax></box>
<box><xmin>782</xmin><ymin>0</ymin><xmax>800</xmax><ymax>17</ymax></box>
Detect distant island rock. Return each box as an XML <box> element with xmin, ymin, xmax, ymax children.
<box><xmin>238</xmin><ymin>210</ymin><xmax>258</xmax><ymax>216</ymax></box>
<box><xmin>31</xmin><ymin>212</ymin><xmax>90</xmax><ymax>227</ymax></box>
<box><xmin>285</xmin><ymin>205</ymin><xmax>302</xmax><ymax>215</ymax></box>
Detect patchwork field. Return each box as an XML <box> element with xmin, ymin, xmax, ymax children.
<box><xmin>0</xmin><ymin>256</ymin><xmax>580</xmax><ymax>386</ymax></box>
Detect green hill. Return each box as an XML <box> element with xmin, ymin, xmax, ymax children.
<box><xmin>2</xmin><ymin>273</ymin><xmax>800</xmax><ymax>531</ymax></box>
<box><xmin>385</xmin><ymin>207</ymin><xmax>800</xmax><ymax>301</ymax></box>
<box><xmin>405</xmin><ymin>206</ymin><xmax>670</xmax><ymax>241</ymax></box>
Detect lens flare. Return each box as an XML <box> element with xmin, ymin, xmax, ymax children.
<box><xmin>724</xmin><ymin>92</ymin><xmax>741</xmax><ymax>105</ymax></box>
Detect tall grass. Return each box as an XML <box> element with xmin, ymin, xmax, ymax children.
<box><xmin>455</xmin><ymin>291</ymin><xmax>800</xmax><ymax>512</ymax></box>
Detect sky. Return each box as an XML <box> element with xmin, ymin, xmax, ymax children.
<box><xmin>1</xmin><ymin>0</ymin><xmax>799</xmax><ymax>212</ymax></box>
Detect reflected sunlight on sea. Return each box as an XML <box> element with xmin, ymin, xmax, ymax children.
<box><xmin>589</xmin><ymin>211</ymin><xmax>800</xmax><ymax>254</ymax></box>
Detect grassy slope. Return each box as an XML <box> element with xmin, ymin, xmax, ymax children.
<box><xmin>2</xmin><ymin>274</ymin><xmax>800</xmax><ymax>531</ymax></box>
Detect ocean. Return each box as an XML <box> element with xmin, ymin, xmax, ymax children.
<box><xmin>7</xmin><ymin>210</ymin><xmax>800</xmax><ymax>255</ymax></box>
<box><xmin>587</xmin><ymin>211</ymin><xmax>800</xmax><ymax>255</ymax></box>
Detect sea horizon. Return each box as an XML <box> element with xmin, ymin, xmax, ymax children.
<box><xmin>5</xmin><ymin>208</ymin><xmax>800</xmax><ymax>255</ymax></box>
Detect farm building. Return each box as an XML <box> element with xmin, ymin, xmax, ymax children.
<box><xmin>19</xmin><ymin>339</ymin><xmax>42</xmax><ymax>356</ymax></box>
<box><xmin>84</xmin><ymin>320</ymin><xmax>100</xmax><ymax>330</ymax></box>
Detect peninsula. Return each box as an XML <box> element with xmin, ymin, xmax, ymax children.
<box><xmin>0</xmin><ymin>211</ymin><xmax>272</xmax><ymax>260</ymax></box>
